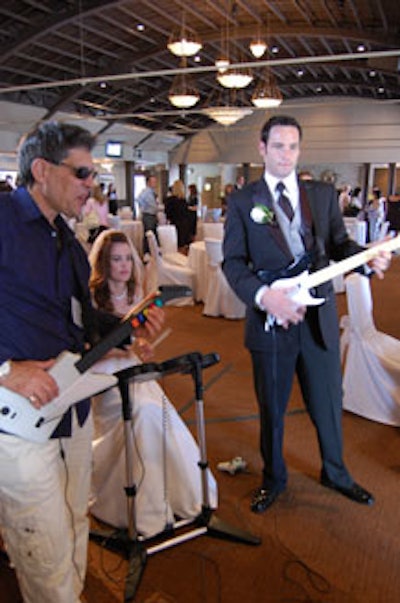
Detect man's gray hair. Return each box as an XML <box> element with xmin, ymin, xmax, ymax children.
<box><xmin>18</xmin><ymin>121</ymin><xmax>96</xmax><ymax>186</ymax></box>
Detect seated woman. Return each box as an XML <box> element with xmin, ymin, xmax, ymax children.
<box><xmin>88</xmin><ymin>229</ymin><xmax>217</xmax><ymax>538</ymax></box>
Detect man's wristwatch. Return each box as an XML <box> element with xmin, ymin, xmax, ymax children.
<box><xmin>0</xmin><ymin>360</ymin><xmax>12</xmax><ymax>381</ymax></box>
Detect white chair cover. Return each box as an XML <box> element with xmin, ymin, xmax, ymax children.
<box><xmin>145</xmin><ymin>230</ymin><xmax>194</xmax><ymax>306</ymax></box>
<box><xmin>343</xmin><ymin>218</ymin><xmax>367</xmax><ymax>245</ymax></box>
<box><xmin>118</xmin><ymin>206</ymin><xmax>133</xmax><ymax>220</ymax></box>
<box><xmin>376</xmin><ymin>221</ymin><xmax>390</xmax><ymax>241</ymax></box>
<box><xmin>330</xmin><ymin>261</ymin><xmax>345</xmax><ymax>294</ymax></box>
<box><xmin>202</xmin><ymin>222</ymin><xmax>224</xmax><ymax>241</ymax></box>
<box><xmin>157</xmin><ymin>224</ymin><xmax>189</xmax><ymax>267</ymax></box>
<box><xmin>107</xmin><ymin>213</ymin><xmax>121</xmax><ymax>229</ymax></box>
<box><xmin>90</xmin><ymin>352</ymin><xmax>218</xmax><ymax>539</ymax></box>
<box><xmin>202</xmin><ymin>238</ymin><xmax>246</xmax><ymax>319</ymax></box>
<box><xmin>341</xmin><ymin>273</ymin><xmax>400</xmax><ymax>425</ymax></box>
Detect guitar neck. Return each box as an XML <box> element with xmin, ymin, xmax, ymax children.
<box><xmin>306</xmin><ymin>235</ymin><xmax>400</xmax><ymax>290</ymax></box>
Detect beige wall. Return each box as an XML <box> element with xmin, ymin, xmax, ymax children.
<box><xmin>170</xmin><ymin>98</ymin><xmax>400</xmax><ymax>166</ymax></box>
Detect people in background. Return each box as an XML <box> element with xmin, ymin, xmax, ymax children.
<box><xmin>0</xmin><ymin>180</ymin><xmax>13</xmax><ymax>192</ymax></box>
<box><xmin>234</xmin><ymin>174</ymin><xmax>245</xmax><ymax>190</ymax></box>
<box><xmin>223</xmin><ymin>114</ymin><xmax>391</xmax><ymax>515</ymax></box>
<box><xmin>136</xmin><ymin>174</ymin><xmax>158</xmax><ymax>255</ymax></box>
<box><xmin>338</xmin><ymin>184</ymin><xmax>352</xmax><ymax>214</ymax></box>
<box><xmin>187</xmin><ymin>183</ymin><xmax>199</xmax><ymax>239</ymax></box>
<box><xmin>88</xmin><ymin>229</ymin><xmax>217</xmax><ymax>537</ymax></box>
<box><xmin>366</xmin><ymin>187</ymin><xmax>386</xmax><ymax>242</ymax></box>
<box><xmin>221</xmin><ymin>183</ymin><xmax>234</xmax><ymax>217</ymax></box>
<box><xmin>81</xmin><ymin>183</ymin><xmax>109</xmax><ymax>243</ymax></box>
<box><xmin>350</xmin><ymin>186</ymin><xmax>363</xmax><ymax>211</ymax></box>
<box><xmin>165</xmin><ymin>179</ymin><xmax>192</xmax><ymax>249</ymax></box>
<box><xmin>107</xmin><ymin>182</ymin><xmax>118</xmax><ymax>215</ymax></box>
<box><xmin>298</xmin><ymin>170</ymin><xmax>313</xmax><ymax>181</ymax></box>
<box><xmin>5</xmin><ymin>174</ymin><xmax>15</xmax><ymax>189</ymax></box>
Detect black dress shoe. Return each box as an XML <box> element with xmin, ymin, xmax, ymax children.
<box><xmin>321</xmin><ymin>476</ymin><xmax>374</xmax><ymax>505</ymax></box>
<box><xmin>250</xmin><ymin>487</ymin><xmax>283</xmax><ymax>513</ymax></box>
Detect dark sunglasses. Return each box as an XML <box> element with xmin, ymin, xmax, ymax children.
<box><xmin>58</xmin><ymin>162</ymin><xmax>98</xmax><ymax>180</ymax></box>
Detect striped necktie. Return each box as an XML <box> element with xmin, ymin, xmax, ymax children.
<box><xmin>276</xmin><ymin>181</ymin><xmax>294</xmax><ymax>222</ymax></box>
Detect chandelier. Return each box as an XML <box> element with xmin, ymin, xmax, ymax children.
<box><xmin>249</xmin><ymin>38</ymin><xmax>267</xmax><ymax>59</ymax></box>
<box><xmin>251</xmin><ymin>69</ymin><xmax>283</xmax><ymax>108</ymax></box>
<box><xmin>168</xmin><ymin>57</ymin><xmax>200</xmax><ymax>109</ymax></box>
<box><xmin>215</xmin><ymin>1</ymin><xmax>253</xmax><ymax>89</ymax></box>
<box><xmin>204</xmin><ymin>106</ymin><xmax>253</xmax><ymax>126</ymax></box>
<box><xmin>167</xmin><ymin>15</ymin><xmax>202</xmax><ymax>57</ymax></box>
<box><xmin>203</xmin><ymin>88</ymin><xmax>253</xmax><ymax>126</ymax></box>
<box><xmin>217</xmin><ymin>68</ymin><xmax>253</xmax><ymax>89</ymax></box>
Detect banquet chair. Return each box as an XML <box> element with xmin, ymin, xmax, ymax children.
<box><xmin>202</xmin><ymin>222</ymin><xmax>224</xmax><ymax>240</ymax></box>
<box><xmin>376</xmin><ymin>220</ymin><xmax>390</xmax><ymax>241</ymax></box>
<box><xmin>107</xmin><ymin>213</ymin><xmax>121</xmax><ymax>229</ymax></box>
<box><xmin>156</xmin><ymin>224</ymin><xmax>190</xmax><ymax>267</ymax></box>
<box><xmin>330</xmin><ymin>261</ymin><xmax>345</xmax><ymax>294</ymax></box>
<box><xmin>341</xmin><ymin>273</ymin><xmax>400</xmax><ymax>425</ymax></box>
<box><xmin>343</xmin><ymin>217</ymin><xmax>366</xmax><ymax>245</ymax></box>
<box><xmin>203</xmin><ymin>238</ymin><xmax>246</xmax><ymax>319</ymax></box>
<box><xmin>145</xmin><ymin>230</ymin><xmax>194</xmax><ymax>306</ymax></box>
<box><xmin>118</xmin><ymin>206</ymin><xmax>133</xmax><ymax>220</ymax></box>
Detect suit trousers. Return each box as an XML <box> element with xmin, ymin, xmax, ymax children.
<box><xmin>142</xmin><ymin>212</ymin><xmax>158</xmax><ymax>254</ymax></box>
<box><xmin>0</xmin><ymin>410</ymin><xmax>93</xmax><ymax>603</ymax></box>
<box><xmin>250</xmin><ymin>317</ymin><xmax>352</xmax><ymax>491</ymax></box>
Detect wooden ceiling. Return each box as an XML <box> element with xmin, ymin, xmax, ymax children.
<box><xmin>1</xmin><ymin>0</ymin><xmax>399</xmax><ymax>140</ymax></box>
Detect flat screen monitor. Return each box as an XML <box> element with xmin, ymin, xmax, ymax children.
<box><xmin>105</xmin><ymin>141</ymin><xmax>123</xmax><ymax>158</ymax></box>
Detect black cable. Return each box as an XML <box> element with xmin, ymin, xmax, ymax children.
<box><xmin>58</xmin><ymin>439</ymin><xmax>84</xmax><ymax>589</ymax></box>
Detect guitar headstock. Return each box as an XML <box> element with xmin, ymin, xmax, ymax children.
<box><xmin>123</xmin><ymin>285</ymin><xmax>192</xmax><ymax>329</ymax></box>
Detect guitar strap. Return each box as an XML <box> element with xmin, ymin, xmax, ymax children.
<box><xmin>58</xmin><ymin>217</ymin><xmax>100</xmax><ymax>348</ymax></box>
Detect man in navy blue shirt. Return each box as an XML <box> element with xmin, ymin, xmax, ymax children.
<box><xmin>0</xmin><ymin>122</ymin><xmax>163</xmax><ymax>602</ymax></box>
<box><xmin>0</xmin><ymin>122</ymin><xmax>95</xmax><ymax>603</ymax></box>
<box><xmin>0</xmin><ymin>121</ymin><xmax>98</xmax><ymax>603</ymax></box>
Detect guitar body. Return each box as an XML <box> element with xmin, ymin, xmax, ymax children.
<box><xmin>269</xmin><ymin>235</ymin><xmax>400</xmax><ymax>309</ymax></box>
<box><xmin>271</xmin><ymin>271</ymin><xmax>325</xmax><ymax>306</ymax></box>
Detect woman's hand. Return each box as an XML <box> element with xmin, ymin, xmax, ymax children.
<box><xmin>135</xmin><ymin>305</ymin><xmax>165</xmax><ymax>339</ymax></box>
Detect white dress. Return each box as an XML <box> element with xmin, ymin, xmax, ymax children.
<box><xmin>89</xmin><ymin>352</ymin><xmax>218</xmax><ymax>539</ymax></box>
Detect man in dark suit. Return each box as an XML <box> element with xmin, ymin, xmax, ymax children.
<box><xmin>223</xmin><ymin>115</ymin><xmax>391</xmax><ymax>513</ymax></box>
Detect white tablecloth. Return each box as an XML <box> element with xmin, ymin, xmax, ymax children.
<box><xmin>188</xmin><ymin>241</ymin><xmax>209</xmax><ymax>302</ymax></box>
<box><xmin>120</xmin><ymin>219</ymin><xmax>143</xmax><ymax>256</ymax></box>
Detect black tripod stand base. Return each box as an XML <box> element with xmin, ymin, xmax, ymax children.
<box><xmin>89</xmin><ymin>529</ymin><xmax>146</xmax><ymax>602</ymax></box>
<box><xmin>205</xmin><ymin>513</ymin><xmax>261</xmax><ymax>546</ymax></box>
<box><xmin>90</xmin><ymin>528</ymin><xmax>133</xmax><ymax>558</ymax></box>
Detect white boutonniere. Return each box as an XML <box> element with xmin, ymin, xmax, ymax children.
<box><xmin>250</xmin><ymin>204</ymin><xmax>276</xmax><ymax>225</ymax></box>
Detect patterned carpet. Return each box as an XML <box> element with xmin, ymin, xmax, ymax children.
<box><xmin>2</xmin><ymin>257</ymin><xmax>400</xmax><ymax>602</ymax></box>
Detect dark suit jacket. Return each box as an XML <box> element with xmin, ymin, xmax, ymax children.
<box><xmin>222</xmin><ymin>177</ymin><xmax>363</xmax><ymax>352</ymax></box>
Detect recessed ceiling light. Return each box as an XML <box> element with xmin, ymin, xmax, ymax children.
<box><xmin>297</xmin><ymin>69</ymin><xmax>304</xmax><ymax>77</ymax></box>
<box><xmin>369</xmin><ymin>70</ymin><xmax>376</xmax><ymax>77</ymax></box>
<box><xmin>357</xmin><ymin>44</ymin><xmax>365</xmax><ymax>52</ymax></box>
<box><xmin>194</xmin><ymin>55</ymin><xmax>201</xmax><ymax>63</ymax></box>
<box><xmin>137</xmin><ymin>24</ymin><xmax>145</xmax><ymax>32</ymax></box>
<box><xmin>271</xmin><ymin>46</ymin><xmax>279</xmax><ymax>54</ymax></box>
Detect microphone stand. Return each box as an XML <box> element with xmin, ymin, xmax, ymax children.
<box><xmin>90</xmin><ymin>352</ymin><xmax>261</xmax><ymax>602</ymax></box>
